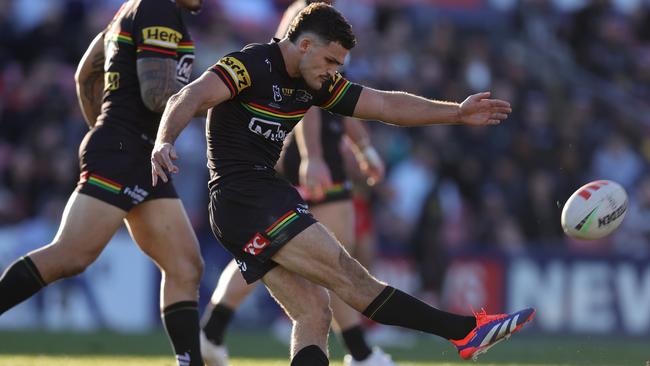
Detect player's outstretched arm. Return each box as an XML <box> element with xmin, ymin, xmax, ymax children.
<box><xmin>151</xmin><ymin>71</ymin><xmax>231</xmax><ymax>186</ymax></box>
<box><xmin>75</xmin><ymin>31</ymin><xmax>105</xmax><ymax>129</ymax></box>
<box><xmin>352</xmin><ymin>87</ymin><xmax>512</xmax><ymax>127</ymax></box>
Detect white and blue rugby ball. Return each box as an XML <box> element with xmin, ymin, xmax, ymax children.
<box><xmin>561</xmin><ymin>180</ymin><xmax>628</xmax><ymax>240</ymax></box>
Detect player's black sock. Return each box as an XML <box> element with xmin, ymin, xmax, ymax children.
<box><xmin>290</xmin><ymin>345</ymin><xmax>329</xmax><ymax>366</ymax></box>
<box><xmin>363</xmin><ymin>286</ymin><xmax>476</xmax><ymax>340</ymax></box>
<box><xmin>340</xmin><ymin>325</ymin><xmax>372</xmax><ymax>361</ymax></box>
<box><xmin>0</xmin><ymin>256</ymin><xmax>46</xmax><ymax>316</ymax></box>
<box><xmin>162</xmin><ymin>301</ymin><xmax>203</xmax><ymax>366</ymax></box>
<box><xmin>202</xmin><ymin>303</ymin><xmax>234</xmax><ymax>345</ymax></box>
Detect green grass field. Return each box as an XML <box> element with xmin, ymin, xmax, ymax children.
<box><xmin>0</xmin><ymin>330</ymin><xmax>647</xmax><ymax>366</ymax></box>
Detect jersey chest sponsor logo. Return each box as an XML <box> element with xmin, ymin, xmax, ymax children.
<box><xmin>176</xmin><ymin>54</ymin><xmax>194</xmax><ymax>84</ymax></box>
<box><xmin>142</xmin><ymin>26</ymin><xmax>182</xmax><ymax>49</ymax></box>
<box><xmin>217</xmin><ymin>56</ymin><xmax>251</xmax><ymax>92</ymax></box>
<box><xmin>243</xmin><ymin>233</ymin><xmax>270</xmax><ymax>256</ymax></box>
<box><xmin>248</xmin><ymin>117</ymin><xmax>288</xmax><ymax>142</ymax></box>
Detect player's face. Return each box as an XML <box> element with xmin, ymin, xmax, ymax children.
<box><xmin>176</xmin><ymin>0</ymin><xmax>202</xmax><ymax>12</ymax></box>
<box><xmin>298</xmin><ymin>38</ymin><xmax>347</xmax><ymax>90</ymax></box>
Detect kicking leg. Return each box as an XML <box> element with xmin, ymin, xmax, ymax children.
<box><xmin>314</xmin><ymin>200</ymin><xmax>394</xmax><ymax>365</ymax></box>
<box><xmin>262</xmin><ymin>265</ymin><xmax>331</xmax><ymax>365</ymax></box>
<box><xmin>272</xmin><ymin>223</ymin><xmax>535</xmax><ymax>360</ymax></box>
<box><xmin>125</xmin><ymin>198</ymin><xmax>204</xmax><ymax>366</ymax></box>
<box><xmin>0</xmin><ymin>192</ymin><xmax>124</xmax><ymax>315</ymax></box>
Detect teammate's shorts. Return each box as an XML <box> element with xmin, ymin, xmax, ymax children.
<box><xmin>280</xmin><ymin>135</ymin><xmax>352</xmax><ymax>205</ymax></box>
<box><xmin>294</xmin><ymin>181</ymin><xmax>353</xmax><ymax>206</ymax></box>
<box><xmin>75</xmin><ymin>123</ymin><xmax>178</xmax><ymax>211</ymax></box>
<box><xmin>209</xmin><ymin>169</ymin><xmax>317</xmax><ymax>284</ymax></box>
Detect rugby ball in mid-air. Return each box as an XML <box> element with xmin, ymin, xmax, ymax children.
<box><xmin>561</xmin><ymin>180</ymin><xmax>628</xmax><ymax>240</ymax></box>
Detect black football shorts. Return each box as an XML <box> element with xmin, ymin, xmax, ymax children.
<box><xmin>75</xmin><ymin>124</ymin><xmax>178</xmax><ymax>211</ymax></box>
<box><xmin>209</xmin><ymin>170</ymin><xmax>317</xmax><ymax>284</ymax></box>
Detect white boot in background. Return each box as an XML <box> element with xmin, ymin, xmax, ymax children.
<box><xmin>343</xmin><ymin>347</ymin><xmax>398</xmax><ymax>366</ymax></box>
<box><xmin>200</xmin><ymin>330</ymin><xmax>230</xmax><ymax>366</ymax></box>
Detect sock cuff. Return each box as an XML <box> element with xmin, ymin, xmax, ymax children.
<box><xmin>21</xmin><ymin>256</ymin><xmax>46</xmax><ymax>287</ymax></box>
<box><xmin>340</xmin><ymin>324</ymin><xmax>364</xmax><ymax>337</ymax></box>
<box><xmin>163</xmin><ymin>301</ymin><xmax>198</xmax><ymax>316</ymax></box>
<box><xmin>292</xmin><ymin>345</ymin><xmax>328</xmax><ymax>365</ymax></box>
<box><xmin>362</xmin><ymin>286</ymin><xmax>396</xmax><ymax>319</ymax></box>
<box><xmin>212</xmin><ymin>303</ymin><xmax>235</xmax><ymax>317</ymax></box>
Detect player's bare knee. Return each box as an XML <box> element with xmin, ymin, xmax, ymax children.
<box><xmin>295</xmin><ymin>299</ymin><xmax>332</xmax><ymax>331</ymax></box>
<box><xmin>165</xmin><ymin>253</ymin><xmax>203</xmax><ymax>287</ymax></box>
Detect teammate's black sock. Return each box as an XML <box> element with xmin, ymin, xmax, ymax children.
<box><xmin>202</xmin><ymin>303</ymin><xmax>234</xmax><ymax>345</ymax></box>
<box><xmin>0</xmin><ymin>256</ymin><xmax>46</xmax><ymax>316</ymax></box>
<box><xmin>363</xmin><ymin>286</ymin><xmax>476</xmax><ymax>340</ymax></box>
<box><xmin>340</xmin><ymin>325</ymin><xmax>372</xmax><ymax>361</ymax></box>
<box><xmin>290</xmin><ymin>345</ymin><xmax>329</xmax><ymax>366</ymax></box>
<box><xmin>162</xmin><ymin>301</ymin><xmax>203</xmax><ymax>366</ymax></box>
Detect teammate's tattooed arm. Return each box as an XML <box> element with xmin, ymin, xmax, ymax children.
<box><xmin>137</xmin><ymin>58</ymin><xmax>184</xmax><ymax>114</ymax></box>
<box><xmin>75</xmin><ymin>31</ymin><xmax>105</xmax><ymax>128</ymax></box>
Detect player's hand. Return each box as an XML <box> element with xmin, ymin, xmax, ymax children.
<box><xmin>299</xmin><ymin>157</ymin><xmax>332</xmax><ymax>202</ymax></box>
<box><xmin>458</xmin><ymin>92</ymin><xmax>512</xmax><ymax>126</ymax></box>
<box><xmin>357</xmin><ymin>145</ymin><xmax>385</xmax><ymax>186</ymax></box>
<box><xmin>151</xmin><ymin>142</ymin><xmax>179</xmax><ymax>186</ymax></box>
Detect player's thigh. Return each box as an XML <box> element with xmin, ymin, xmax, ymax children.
<box><xmin>311</xmin><ymin>200</ymin><xmax>354</xmax><ymax>252</ymax></box>
<box><xmin>271</xmin><ymin>222</ymin><xmax>383</xmax><ymax>311</ymax></box>
<box><xmin>262</xmin><ymin>265</ymin><xmax>330</xmax><ymax>322</ymax></box>
<box><xmin>124</xmin><ymin>198</ymin><xmax>203</xmax><ymax>276</ymax></box>
<box><xmin>29</xmin><ymin>192</ymin><xmax>126</xmax><ymax>281</ymax></box>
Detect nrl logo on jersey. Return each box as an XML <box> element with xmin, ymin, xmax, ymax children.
<box><xmin>272</xmin><ymin>84</ymin><xmax>282</xmax><ymax>102</ymax></box>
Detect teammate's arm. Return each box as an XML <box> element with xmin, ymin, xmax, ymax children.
<box><xmin>343</xmin><ymin>117</ymin><xmax>384</xmax><ymax>185</ymax></box>
<box><xmin>75</xmin><ymin>31</ymin><xmax>105</xmax><ymax>129</ymax></box>
<box><xmin>151</xmin><ymin>71</ymin><xmax>231</xmax><ymax>185</ymax></box>
<box><xmin>295</xmin><ymin>107</ymin><xmax>332</xmax><ymax>201</ymax></box>
<box><xmin>352</xmin><ymin>88</ymin><xmax>511</xmax><ymax>127</ymax></box>
<box><xmin>137</xmin><ymin>58</ymin><xmax>184</xmax><ymax>113</ymax></box>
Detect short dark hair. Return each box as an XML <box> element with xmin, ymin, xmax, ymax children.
<box><xmin>287</xmin><ymin>3</ymin><xmax>356</xmax><ymax>50</ymax></box>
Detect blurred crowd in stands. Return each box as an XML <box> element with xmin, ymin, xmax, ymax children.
<box><xmin>2</xmin><ymin>0</ymin><xmax>650</xmax><ymax>297</ymax></box>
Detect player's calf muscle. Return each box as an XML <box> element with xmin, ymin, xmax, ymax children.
<box><xmin>331</xmin><ymin>248</ymin><xmax>384</xmax><ymax>311</ymax></box>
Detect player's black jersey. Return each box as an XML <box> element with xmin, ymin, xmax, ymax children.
<box><xmin>206</xmin><ymin>40</ymin><xmax>362</xmax><ymax>187</ymax></box>
<box><xmin>97</xmin><ymin>0</ymin><xmax>194</xmax><ymax>141</ymax></box>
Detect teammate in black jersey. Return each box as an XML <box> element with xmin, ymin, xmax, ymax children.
<box><xmin>196</xmin><ymin>2</ymin><xmax>394</xmax><ymax>366</ymax></box>
<box><xmin>0</xmin><ymin>1</ymin><xmax>205</xmax><ymax>365</ymax></box>
<box><xmin>152</xmin><ymin>3</ymin><xmax>534</xmax><ymax>365</ymax></box>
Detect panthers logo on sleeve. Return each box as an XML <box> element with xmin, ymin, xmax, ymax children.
<box><xmin>211</xmin><ymin>56</ymin><xmax>252</xmax><ymax>96</ymax></box>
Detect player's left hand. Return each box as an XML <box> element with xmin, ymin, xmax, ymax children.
<box><xmin>458</xmin><ymin>92</ymin><xmax>512</xmax><ymax>126</ymax></box>
<box><xmin>151</xmin><ymin>142</ymin><xmax>179</xmax><ymax>186</ymax></box>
